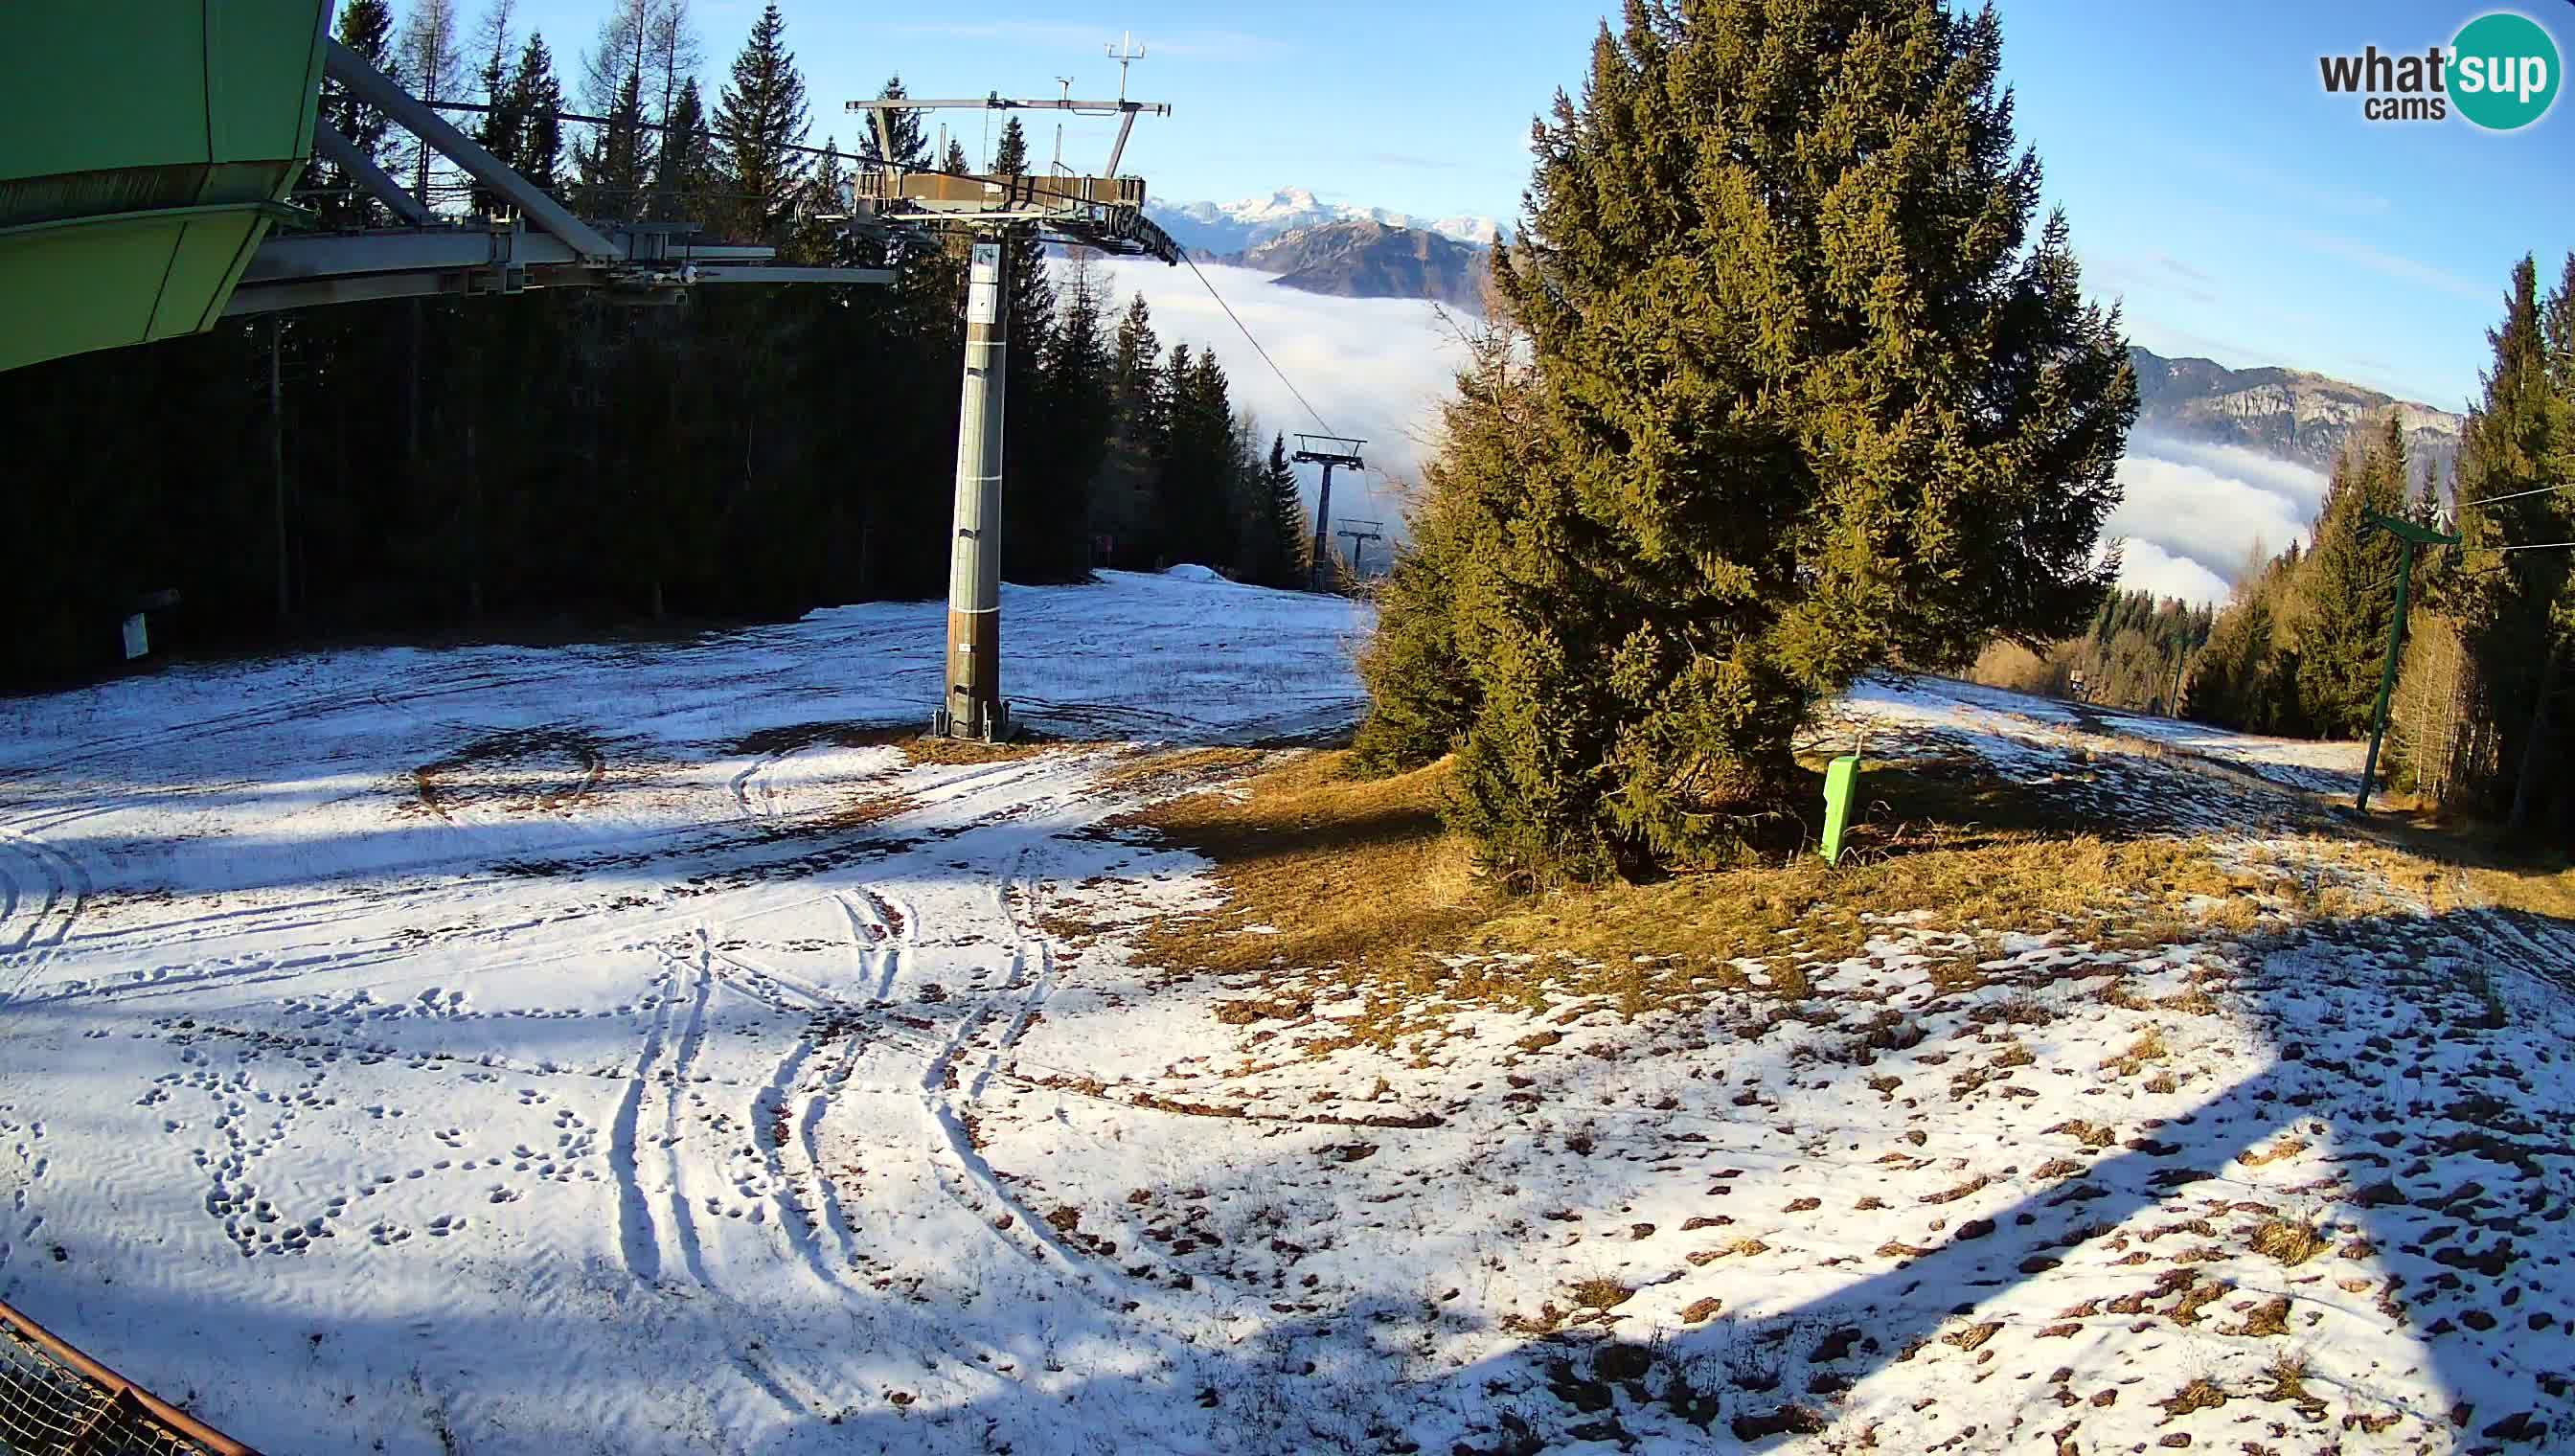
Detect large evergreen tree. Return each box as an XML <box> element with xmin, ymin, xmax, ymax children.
<box><xmin>512</xmin><ymin>34</ymin><xmax>566</xmax><ymax>197</ymax></box>
<box><xmin>652</xmin><ymin>78</ymin><xmax>717</xmax><ymax>220</ymax></box>
<box><xmin>856</xmin><ymin>77</ymin><xmax>928</xmax><ymax>171</ymax></box>
<box><xmin>1243</xmin><ymin>433</ymin><xmax>1311</xmax><ymax>589</ymax></box>
<box><xmin>1026</xmin><ymin>256</ymin><xmax>1115</xmax><ymax>580</ymax></box>
<box><xmin>1089</xmin><ymin>293</ymin><xmax>1165</xmax><ymax>565</ymax></box>
<box><xmin>2295</xmin><ymin>420</ymin><xmax>2411</xmax><ymax>738</ymax></box>
<box><xmin>1359</xmin><ymin>0</ymin><xmax>2135</xmax><ymax>880</ymax></box>
<box><xmin>577</xmin><ymin>67</ymin><xmax>652</xmax><ymax>219</ymax></box>
<box><xmin>1151</xmin><ymin>345</ymin><xmax>1245</xmax><ymax>569</ymax></box>
<box><xmin>2447</xmin><ymin>255</ymin><xmax>2575</xmax><ymax>833</ymax></box>
<box><xmin>713</xmin><ymin>3</ymin><xmax>811</xmax><ymax>242</ymax></box>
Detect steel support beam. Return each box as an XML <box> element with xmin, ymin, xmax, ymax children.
<box><xmin>322</xmin><ymin>37</ymin><xmax>618</xmax><ymax>260</ymax></box>
<box><xmin>227</xmin><ymin>232</ymin><xmax>891</xmax><ymax>316</ymax></box>
<box><xmin>311</xmin><ymin>123</ymin><xmax>433</xmax><ymax>227</ymax></box>
<box><xmin>933</xmin><ymin>235</ymin><xmax>1012</xmax><ymax>741</ymax></box>
<box><xmin>1105</xmin><ymin>109</ymin><xmax>1139</xmax><ymax>178</ymax></box>
<box><xmin>687</xmin><ymin>265</ymin><xmax>894</xmax><ymax>285</ymax></box>
<box><xmin>224</xmin><ymin>262</ymin><xmax>587</xmax><ymax>315</ymax></box>
<box><xmin>243</xmin><ymin>225</ymin><xmax>571</xmax><ymax>282</ymax></box>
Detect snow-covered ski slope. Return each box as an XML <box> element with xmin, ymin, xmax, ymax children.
<box><xmin>0</xmin><ymin>571</ymin><xmax>2567</xmax><ymax>1455</ymax></box>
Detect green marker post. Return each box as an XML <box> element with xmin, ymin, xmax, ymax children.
<box><xmin>2355</xmin><ymin>511</ymin><xmax>2459</xmax><ymax>813</ymax></box>
<box><xmin>1820</xmin><ymin>744</ymin><xmax>1862</xmax><ymax>865</ymax></box>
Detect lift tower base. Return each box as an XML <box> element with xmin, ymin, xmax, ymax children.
<box><xmin>934</xmin><ymin>237</ymin><xmax>1014</xmax><ymax>742</ymax></box>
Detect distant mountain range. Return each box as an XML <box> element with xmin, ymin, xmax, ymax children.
<box><xmin>1196</xmin><ymin>219</ymin><xmax>1491</xmax><ymax>309</ymax></box>
<box><xmin>1149</xmin><ymin>188</ymin><xmax>2467</xmax><ymax>486</ymax></box>
<box><xmin>1146</xmin><ymin>186</ymin><xmax>1506</xmax><ymax>254</ymax></box>
<box><xmin>2128</xmin><ymin>348</ymin><xmax>2463</xmax><ymax>482</ymax></box>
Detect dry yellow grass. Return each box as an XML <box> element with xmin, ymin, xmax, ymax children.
<box><xmin>1127</xmin><ymin>753</ymin><xmax>1488</xmax><ymax>978</ymax></box>
<box><xmin>1122</xmin><ymin>750</ymin><xmax>2264</xmax><ymax>1027</ymax></box>
<box><xmin>1568</xmin><ymin>1276</ymin><xmax>1634</xmax><ymax>1309</ymax></box>
<box><xmin>2250</xmin><ymin>1218</ymin><xmax>2331</xmax><ymax>1267</ymax></box>
<box><xmin>900</xmin><ymin>734</ymin><xmax>1092</xmax><ymax>767</ymax></box>
<box><xmin>2318</xmin><ymin>813</ymin><xmax>2575</xmax><ymax>920</ymax></box>
<box><xmin>1092</xmin><ymin>746</ymin><xmax>1269</xmax><ymax>796</ymax></box>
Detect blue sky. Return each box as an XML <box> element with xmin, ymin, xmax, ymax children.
<box><xmin>494</xmin><ymin>0</ymin><xmax>2575</xmax><ymax>409</ymax></box>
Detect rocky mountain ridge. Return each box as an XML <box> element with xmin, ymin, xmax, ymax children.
<box><xmin>1147</xmin><ymin>186</ymin><xmax>1505</xmax><ymax>254</ymax></box>
<box><xmin>2129</xmin><ymin>347</ymin><xmax>2464</xmax><ymax>482</ymax></box>
<box><xmin>1200</xmin><ymin>219</ymin><xmax>1490</xmax><ymax>309</ymax></box>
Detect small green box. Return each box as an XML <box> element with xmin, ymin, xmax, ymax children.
<box><xmin>1820</xmin><ymin>754</ymin><xmax>1861</xmax><ymax>865</ymax></box>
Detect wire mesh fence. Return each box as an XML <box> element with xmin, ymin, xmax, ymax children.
<box><xmin>0</xmin><ymin>1299</ymin><xmax>254</xmax><ymax>1456</ymax></box>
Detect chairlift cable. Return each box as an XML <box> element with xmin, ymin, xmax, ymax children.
<box><xmin>1178</xmin><ymin>251</ymin><xmax>1338</xmax><ymax>436</ymax></box>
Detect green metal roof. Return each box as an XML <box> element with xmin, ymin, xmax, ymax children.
<box><xmin>0</xmin><ymin>2</ymin><xmax>330</xmax><ymax>372</ymax></box>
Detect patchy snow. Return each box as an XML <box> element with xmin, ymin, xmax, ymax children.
<box><xmin>0</xmin><ymin>577</ymin><xmax>2566</xmax><ymax>1455</ymax></box>
<box><xmin>1846</xmin><ymin>672</ymin><xmax>2371</xmax><ymax>800</ymax></box>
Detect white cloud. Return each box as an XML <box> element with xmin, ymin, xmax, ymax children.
<box><xmin>2110</xmin><ymin>538</ymin><xmax>2237</xmax><ymax>607</ymax></box>
<box><xmin>2105</xmin><ymin>432</ymin><xmax>2325</xmax><ymax>599</ymax></box>
<box><xmin>1087</xmin><ymin>259</ymin><xmax>1470</xmax><ymax>530</ymax></box>
<box><xmin>1065</xmin><ymin>265</ymin><xmax>2319</xmax><ymax>602</ymax></box>
<box><xmin>2123</xmin><ymin>432</ymin><xmax>2333</xmax><ymax>512</ymax></box>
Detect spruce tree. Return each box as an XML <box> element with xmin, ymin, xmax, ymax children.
<box><xmin>846</xmin><ymin>79</ymin><xmax>928</xmax><ymax>275</ymax></box>
<box><xmin>513</xmin><ymin>34</ymin><xmax>566</xmax><ymax>198</ymax></box>
<box><xmin>653</xmin><ymin>79</ymin><xmax>716</xmax><ymax>221</ymax></box>
<box><xmin>2296</xmin><ymin>420</ymin><xmax>2410</xmax><ymax>738</ymax></box>
<box><xmin>1360</xmin><ymin>0</ymin><xmax>2135</xmax><ymax>879</ymax></box>
<box><xmin>1253</xmin><ymin>433</ymin><xmax>1312</xmax><ymax>589</ymax></box>
<box><xmin>1035</xmin><ymin>259</ymin><xmax>1117</xmax><ymax>577</ymax></box>
<box><xmin>1149</xmin><ymin>346</ymin><xmax>1244</xmax><ymax>570</ymax></box>
<box><xmin>578</xmin><ymin>68</ymin><xmax>653</xmax><ymax>219</ymax></box>
<box><xmin>1089</xmin><ymin>293</ymin><xmax>1164</xmax><ymax>564</ymax></box>
<box><xmin>713</xmin><ymin>3</ymin><xmax>810</xmax><ymax>242</ymax></box>
<box><xmin>857</xmin><ymin>77</ymin><xmax>928</xmax><ymax>170</ymax></box>
<box><xmin>2446</xmin><ymin>254</ymin><xmax>2575</xmax><ymax>831</ymax></box>
<box><xmin>319</xmin><ymin>1</ymin><xmax>399</xmax><ymax>227</ymax></box>
<box><xmin>981</xmin><ymin>117</ymin><xmax>1067</xmax><ymax>580</ymax></box>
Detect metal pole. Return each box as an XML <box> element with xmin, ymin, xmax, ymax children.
<box><xmin>313</xmin><ymin>123</ymin><xmax>434</xmax><ymax>227</ymax></box>
<box><xmin>1309</xmin><ymin>462</ymin><xmax>1335</xmax><ymax>592</ymax></box>
<box><xmin>269</xmin><ymin>318</ymin><xmax>289</xmax><ymax>623</ymax></box>
<box><xmin>2356</xmin><ymin>538</ymin><xmax>2417</xmax><ymax>812</ymax></box>
<box><xmin>322</xmin><ymin>38</ymin><xmax>620</xmax><ymax>261</ymax></box>
<box><xmin>935</xmin><ymin>233</ymin><xmax>1012</xmax><ymax>740</ymax></box>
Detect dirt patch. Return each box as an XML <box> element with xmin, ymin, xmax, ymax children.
<box><xmin>724</xmin><ymin>722</ymin><xmax>905</xmax><ymax>759</ymax></box>
<box><xmin>410</xmin><ymin>727</ymin><xmax>607</xmax><ymax>821</ymax></box>
<box><xmin>724</xmin><ymin>721</ymin><xmax>1105</xmax><ymax>769</ymax></box>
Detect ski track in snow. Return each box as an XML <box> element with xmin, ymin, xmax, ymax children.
<box><xmin>0</xmin><ymin>572</ymin><xmax>2568</xmax><ymax>1455</ymax></box>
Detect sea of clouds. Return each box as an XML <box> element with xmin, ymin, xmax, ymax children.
<box><xmin>1089</xmin><ymin>261</ymin><xmax>2318</xmax><ymax>605</ymax></box>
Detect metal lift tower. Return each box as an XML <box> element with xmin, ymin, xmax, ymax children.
<box><xmin>845</xmin><ymin>85</ymin><xmax>1181</xmax><ymax>741</ymax></box>
<box><xmin>1292</xmin><ymin>435</ymin><xmax>1367</xmax><ymax>592</ymax></box>
<box><xmin>1334</xmin><ymin>520</ymin><xmax>1385</xmax><ymax>584</ymax></box>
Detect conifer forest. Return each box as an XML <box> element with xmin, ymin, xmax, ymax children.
<box><xmin>0</xmin><ymin>0</ymin><xmax>1313</xmax><ymax>688</ymax></box>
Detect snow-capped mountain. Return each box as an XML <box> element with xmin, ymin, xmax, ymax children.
<box><xmin>1146</xmin><ymin>186</ymin><xmax>1506</xmax><ymax>254</ymax></box>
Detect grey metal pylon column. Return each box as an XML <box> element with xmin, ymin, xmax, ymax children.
<box><xmin>1291</xmin><ymin>435</ymin><xmax>1365</xmax><ymax>593</ymax></box>
<box><xmin>935</xmin><ymin>233</ymin><xmax>1012</xmax><ymax>740</ymax></box>
<box><xmin>1308</xmin><ymin>460</ymin><xmax>1336</xmax><ymax>592</ymax></box>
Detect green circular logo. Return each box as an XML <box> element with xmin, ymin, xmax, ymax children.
<box><xmin>2452</xmin><ymin>11</ymin><xmax>2561</xmax><ymax>129</ymax></box>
